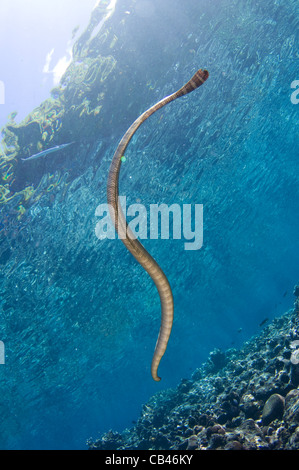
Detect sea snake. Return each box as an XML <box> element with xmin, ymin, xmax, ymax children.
<box><xmin>107</xmin><ymin>68</ymin><xmax>209</xmax><ymax>381</ymax></box>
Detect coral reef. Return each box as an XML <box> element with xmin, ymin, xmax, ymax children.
<box><xmin>88</xmin><ymin>286</ymin><xmax>299</xmax><ymax>450</ymax></box>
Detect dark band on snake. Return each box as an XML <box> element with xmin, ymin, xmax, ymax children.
<box><xmin>107</xmin><ymin>68</ymin><xmax>209</xmax><ymax>381</ymax></box>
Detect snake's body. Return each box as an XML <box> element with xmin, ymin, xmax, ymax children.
<box><xmin>107</xmin><ymin>69</ymin><xmax>209</xmax><ymax>381</ymax></box>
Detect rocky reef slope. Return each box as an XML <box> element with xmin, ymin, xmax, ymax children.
<box><xmin>88</xmin><ymin>286</ymin><xmax>299</xmax><ymax>450</ymax></box>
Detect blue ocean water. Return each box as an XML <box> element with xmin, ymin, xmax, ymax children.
<box><xmin>0</xmin><ymin>0</ymin><xmax>298</xmax><ymax>450</ymax></box>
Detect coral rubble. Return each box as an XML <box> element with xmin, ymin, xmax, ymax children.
<box><xmin>88</xmin><ymin>286</ymin><xmax>299</xmax><ymax>450</ymax></box>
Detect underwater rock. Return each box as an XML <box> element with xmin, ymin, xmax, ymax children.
<box><xmin>88</xmin><ymin>429</ymin><xmax>123</xmax><ymax>450</ymax></box>
<box><xmin>178</xmin><ymin>379</ymin><xmax>193</xmax><ymax>394</ymax></box>
<box><xmin>224</xmin><ymin>440</ymin><xmax>243</xmax><ymax>450</ymax></box>
<box><xmin>262</xmin><ymin>394</ymin><xmax>285</xmax><ymax>425</ymax></box>
<box><xmin>186</xmin><ymin>434</ymin><xmax>198</xmax><ymax>450</ymax></box>
<box><xmin>240</xmin><ymin>393</ymin><xmax>261</xmax><ymax>420</ymax></box>
<box><xmin>284</xmin><ymin>389</ymin><xmax>299</xmax><ymax>424</ymax></box>
<box><xmin>207</xmin><ymin>432</ymin><xmax>227</xmax><ymax>450</ymax></box>
<box><xmin>88</xmin><ymin>285</ymin><xmax>299</xmax><ymax>450</ymax></box>
<box><xmin>290</xmin><ymin>364</ymin><xmax>299</xmax><ymax>387</ymax></box>
<box><xmin>206</xmin><ymin>348</ymin><xmax>226</xmax><ymax>372</ymax></box>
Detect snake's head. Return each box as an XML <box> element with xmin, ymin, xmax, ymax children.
<box><xmin>199</xmin><ymin>69</ymin><xmax>209</xmax><ymax>82</ymax></box>
<box><xmin>177</xmin><ymin>68</ymin><xmax>209</xmax><ymax>97</ymax></box>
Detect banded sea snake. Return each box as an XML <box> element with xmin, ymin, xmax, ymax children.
<box><xmin>107</xmin><ymin>69</ymin><xmax>209</xmax><ymax>381</ymax></box>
